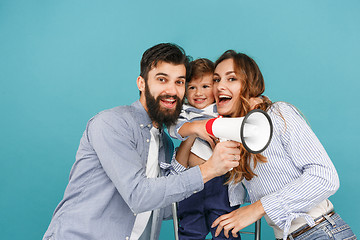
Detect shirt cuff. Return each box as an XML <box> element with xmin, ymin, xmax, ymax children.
<box><xmin>159</xmin><ymin>148</ymin><xmax>188</xmax><ymax>176</ymax></box>
<box><xmin>261</xmin><ymin>195</ymin><xmax>316</xmax><ymax>240</ymax></box>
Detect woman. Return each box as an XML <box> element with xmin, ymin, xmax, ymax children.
<box><xmin>184</xmin><ymin>50</ymin><xmax>356</xmax><ymax>240</ymax></box>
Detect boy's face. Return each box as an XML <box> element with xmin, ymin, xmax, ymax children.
<box><xmin>186</xmin><ymin>74</ymin><xmax>215</xmax><ymax>109</ymax></box>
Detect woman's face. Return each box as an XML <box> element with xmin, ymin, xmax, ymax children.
<box><xmin>213</xmin><ymin>58</ymin><xmax>242</xmax><ymax>116</ymax></box>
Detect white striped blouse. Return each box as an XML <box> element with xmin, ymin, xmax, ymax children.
<box><xmin>240</xmin><ymin>102</ymin><xmax>339</xmax><ymax>238</ymax></box>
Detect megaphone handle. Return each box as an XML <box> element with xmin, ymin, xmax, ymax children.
<box><xmin>217</xmin><ymin>138</ymin><xmax>234</xmax><ymax>171</ymax></box>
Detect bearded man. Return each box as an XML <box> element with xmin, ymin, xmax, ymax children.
<box><xmin>43</xmin><ymin>43</ymin><xmax>241</xmax><ymax>240</ymax></box>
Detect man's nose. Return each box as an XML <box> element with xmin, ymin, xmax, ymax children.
<box><xmin>164</xmin><ymin>82</ymin><xmax>178</xmax><ymax>96</ymax></box>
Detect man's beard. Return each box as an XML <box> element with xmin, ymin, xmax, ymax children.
<box><xmin>145</xmin><ymin>83</ymin><xmax>183</xmax><ymax>129</ymax></box>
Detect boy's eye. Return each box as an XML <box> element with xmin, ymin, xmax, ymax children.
<box><xmin>203</xmin><ymin>85</ymin><xmax>211</xmax><ymax>89</ymax></box>
<box><xmin>188</xmin><ymin>86</ymin><xmax>195</xmax><ymax>90</ymax></box>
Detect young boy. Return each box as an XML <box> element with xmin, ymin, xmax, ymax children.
<box><xmin>168</xmin><ymin>58</ymin><xmax>241</xmax><ymax>240</ymax></box>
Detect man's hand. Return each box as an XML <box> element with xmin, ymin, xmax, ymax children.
<box><xmin>199</xmin><ymin>141</ymin><xmax>240</xmax><ymax>183</ymax></box>
<box><xmin>211</xmin><ymin>200</ymin><xmax>265</xmax><ymax>238</ymax></box>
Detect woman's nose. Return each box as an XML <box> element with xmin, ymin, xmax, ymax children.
<box><xmin>216</xmin><ymin>80</ymin><xmax>226</xmax><ymax>90</ymax></box>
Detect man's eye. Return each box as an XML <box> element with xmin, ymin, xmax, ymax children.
<box><xmin>176</xmin><ymin>80</ymin><xmax>185</xmax><ymax>85</ymax></box>
<box><xmin>158</xmin><ymin>78</ymin><xmax>166</xmax><ymax>82</ymax></box>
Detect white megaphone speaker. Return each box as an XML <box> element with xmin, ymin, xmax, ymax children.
<box><xmin>206</xmin><ymin>109</ymin><xmax>273</xmax><ymax>154</ymax></box>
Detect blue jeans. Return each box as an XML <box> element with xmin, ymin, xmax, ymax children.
<box><xmin>291</xmin><ymin>213</ymin><xmax>356</xmax><ymax>240</ymax></box>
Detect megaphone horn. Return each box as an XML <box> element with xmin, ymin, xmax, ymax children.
<box><xmin>205</xmin><ymin>109</ymin><xmax>273</xmax><ymax>154</ymax></box>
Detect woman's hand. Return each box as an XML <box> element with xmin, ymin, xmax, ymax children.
<box><xmin>211</xmin><ymin>200</ymin><xmax>265</xmax><ymax>238</ymax></box>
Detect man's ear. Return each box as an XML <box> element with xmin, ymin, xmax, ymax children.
<box><xmin>137</xmin><ymin>76</ymin><xmax>145</xmax><ymax>92</ymax></box>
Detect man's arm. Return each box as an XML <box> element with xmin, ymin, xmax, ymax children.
<box><xmin>88</xmin><ymin>112</ymin><xmax>240</xmax><ymax>213</ymax></box>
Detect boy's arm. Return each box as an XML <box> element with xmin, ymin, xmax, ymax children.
<box><xmin>188</xmin><ymin>152</ymin><xmax>206</xmax><ymax>168</ymax></box>
<box><xmin>178</xmin><ymin>120</ymin><xmax>216</xmax><ymax>149</ymax></box>
<box><xmin>175</xmin><ymin>135</ymin><xmax>196</xmax><ymax>168</ymax></box>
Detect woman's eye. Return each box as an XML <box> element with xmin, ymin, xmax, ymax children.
<box><xmin>213</xmin><ymin>78</ymin><xmax>220</xmax><ymax>83</ymax></box>
<box><xmin>229</xmin><ymin>77</ymin><xmax>237</xmax><ymax>82</ymax></box>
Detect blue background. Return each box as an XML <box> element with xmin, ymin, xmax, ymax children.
<box><xmin>1</xmin><ymin>0</ymin><xmax>359</xmax><ymax>239</ymax></box>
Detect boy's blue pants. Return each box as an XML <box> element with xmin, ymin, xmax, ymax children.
<box><xmin>178</xmin><ymin>175</ymin><xmax>241</xmax><ymax>240</ymax></box>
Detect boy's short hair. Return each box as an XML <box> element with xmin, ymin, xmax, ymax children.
<box><xmin>187</xmin><ymin>58</ymin><xmax>215</xmax><ymax>82</ymax></box>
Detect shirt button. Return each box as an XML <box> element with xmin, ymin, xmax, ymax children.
<box><xmin>193</xmin><ymin>191</ymin><xmax>198</xmax><ymax>194</ymax></box>
<box><xmin>147</xmin><ymin>124</ymin><xmax>151</xmax><ymax>127</ymax></box>
<box><xmin>146</xmin><ymin>139</ymin><xmax>150</xmax><ymax>143</ymax></box>
<box><xmin>134</xmin><ymin>213</ymin><xmax>137</xmax><ymax>216</ymax></box>
<box><xmin>140</xmin><ymin>124</ymin><xmax>144</xmax><ymax>127</ymax></box>
<box><xmin>125</xmin><ymin>237</ymin><xmax>129</xmax><ymax>240</ymax></box>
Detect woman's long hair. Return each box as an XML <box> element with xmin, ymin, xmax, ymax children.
<box><xmin>215</xmin><ymin>50</ymin><xmax>272</xmax><ymax>183</ymax></box>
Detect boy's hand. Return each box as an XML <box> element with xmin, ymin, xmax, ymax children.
<box><xmin>180</xmin><ymin>120</ymin><xmax>217</xmax><ymax>149</ymax></box>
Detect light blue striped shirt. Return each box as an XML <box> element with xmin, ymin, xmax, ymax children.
<box><xmin>168</xmin><ymin>101</ymin><xmax>339</xmax><ymax>239</ymax></box>
<box><xmin>241</xmin><ymin>102</ymin><xmax>339</xmax><ymax>238</ymax></box>
<box><xmin>168</xmin><ymin>103</ymin><xmax>218</xmax><ymax>141</ymax></box>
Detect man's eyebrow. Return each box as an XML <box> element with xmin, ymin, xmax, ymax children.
<box><xmin>155</xmin><ymin>72</ymin><xmax>169</xmax><ymax>77</ymax></box>
<box><xmin>155</xmin><ymin>72</ymin><xmax>186</xmax><ymax>79</ymax></box>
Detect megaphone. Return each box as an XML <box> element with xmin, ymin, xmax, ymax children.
<box><xmin>206</xmin><ymin>109</ymin><xmax>273</xmax><ymax>154</ymax></box>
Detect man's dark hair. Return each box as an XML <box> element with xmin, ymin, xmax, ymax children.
<box><xmin>140</xmin><ymin>43</ymin><xmax>191</xmax><ymax>81</ymax></box>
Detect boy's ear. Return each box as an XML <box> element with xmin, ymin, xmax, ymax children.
<box><xmin>137</xmin><ymin>76</ymin><xmax>145</xmax><ymax>92</ymax></box>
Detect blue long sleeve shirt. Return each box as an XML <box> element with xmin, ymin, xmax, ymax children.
<box><xmin>43</xmin><ymin>100</ymin><xmax>204</xmax><ymax>240</ymax></box>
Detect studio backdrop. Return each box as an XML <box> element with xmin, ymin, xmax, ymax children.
<box><xmin>0</xmin><ymin>0</ymin><xmax>359</xmax><ymax>239</ymax></box>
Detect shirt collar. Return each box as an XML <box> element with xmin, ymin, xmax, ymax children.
<box><xmin>131</xmin><ymin>100</ymin><xmax>154</xmax><ymax>130</ymax></box>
